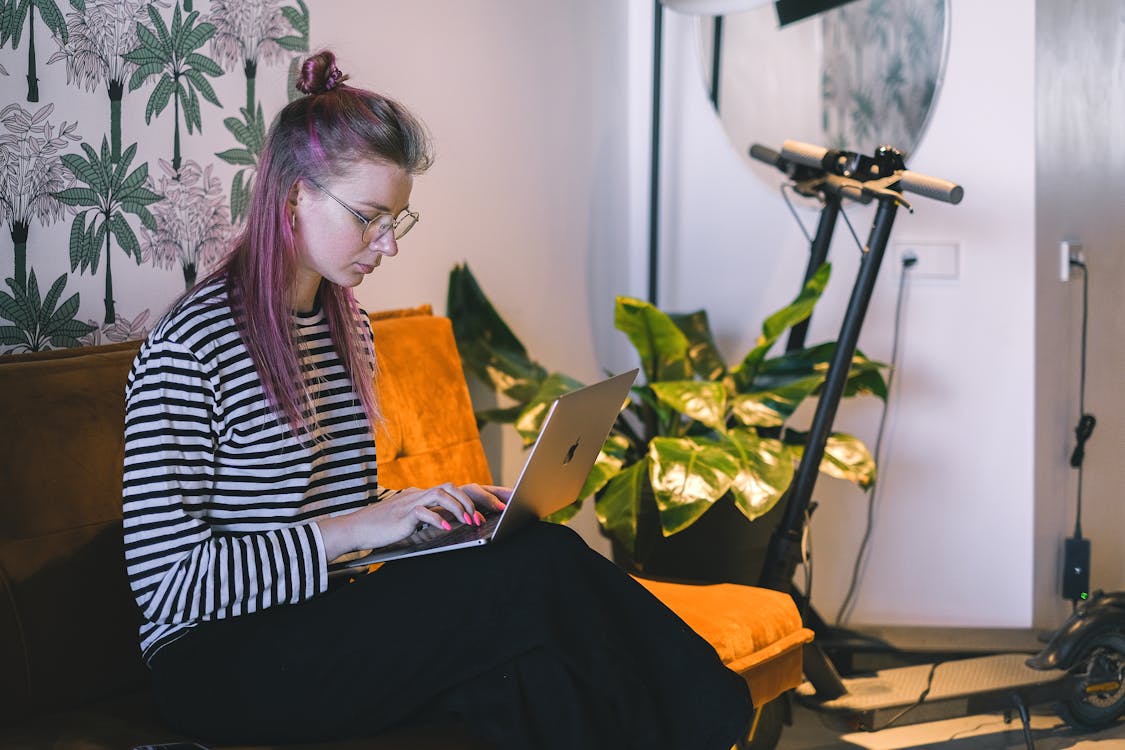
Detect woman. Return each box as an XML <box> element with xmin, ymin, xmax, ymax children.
<box><xmin>123</xmin><ymin>51</ymin><xmax>752</xmax><ymax>749</ymax></box>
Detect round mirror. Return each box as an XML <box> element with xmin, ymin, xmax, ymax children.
<box><xmin>699</xmin><ymin>0</ymin><xmax>949</xmax><ymax>179</ymax></box>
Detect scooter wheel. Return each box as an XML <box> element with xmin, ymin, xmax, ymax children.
<box><xmin>1059</xmin><ymin>631</ymin><xmax>1125</xmax><ymax>731</ymax></box>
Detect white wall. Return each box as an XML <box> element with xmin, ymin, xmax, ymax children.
<box><xmin>656</xmin><ymin>2</ymin><xmax>1041</xmax><ymax>627</ymax></box>
<box><xmin>1034</xmin><ymin>1</ymin><xmax>1125</xmax><ymax>627</ymax></box>
<box><xmin>311</xmin><ymin>1</ymin><xmax>1123</xmax><ymax>629</ymax></box>
<box><xmin>311</xmin><ymin>0</ymin><xmax>634</xmax><ymax>554</ymax></box>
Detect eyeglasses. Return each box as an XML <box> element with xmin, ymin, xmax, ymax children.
<box><xmin>307</xmin><ymin>178</ymin><xmax>419</xmax><ymax>244</ymax></box>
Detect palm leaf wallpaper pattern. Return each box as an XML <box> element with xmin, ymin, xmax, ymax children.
<box><xmin>0</xmin><ymin>0</ymin><xmax>310</xmax><ymax>354</ymax></box>
<box><xmin>821</xmin><ymin>0</ymin><xmax>946</xmax><ymax>157</ymax></box>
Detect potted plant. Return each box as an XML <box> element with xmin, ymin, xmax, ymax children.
<box><xmin>447</xmin><ymin>263</ymin><xmax>886</xmax><ymax>583</ymax></box>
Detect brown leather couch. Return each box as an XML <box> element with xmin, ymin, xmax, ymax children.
<box><xmin>0</xmin><ymin>305</ymin><xmax>811</xmax><ymax>749</ymax></box>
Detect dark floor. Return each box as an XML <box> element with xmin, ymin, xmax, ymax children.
<box><xmin>777</xmin><ymin>625</ymin><xmax>1125</xmax><ymax>750</ymax></box>
<box><xmin>779</xmin><ymin>701</ymin><xmax>1125</xmax><ymax>749</ymax></box>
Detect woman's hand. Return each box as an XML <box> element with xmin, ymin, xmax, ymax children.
<box><xmin>318</xmin><ymin>483</ymin><xmax>510</xmax><ymax>561</ymax></box>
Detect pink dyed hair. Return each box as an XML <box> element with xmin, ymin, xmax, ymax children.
<box><xmin>212</xmin><ymin>50</ymin><xmax>433</xmax><ymax>437</ymax></box>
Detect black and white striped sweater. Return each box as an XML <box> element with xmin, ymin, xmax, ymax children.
<box><xmin>122</xmin><ymin>278</ymin><xmax>396</xmax><ymax>662</ymax></box>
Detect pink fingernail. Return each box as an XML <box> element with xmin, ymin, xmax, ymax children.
<box><xmin>475</xmin><ymin>512</ymin><xmax>485</xmax><ymax>526</ymax></box>
<box><xmin>462</xmin><ymin>512</ymin><xmax>472</xmax><ymax>525</ymax></box>
<box><xmin>441</xmin><ymin>520</ymin><xmax>451</xmax><ymax>531</ymax></box>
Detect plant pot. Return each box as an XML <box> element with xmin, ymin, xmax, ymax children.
<box><xmin>613</xmin><ymin>490</ymin><xmax>790</xmax><ymax>587</ymax></box>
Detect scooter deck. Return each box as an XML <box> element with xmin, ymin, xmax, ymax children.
<box><xmin>796</xmin><ymin>653</ymin><xmax>1067</xmax><ymax>732</ymax></box>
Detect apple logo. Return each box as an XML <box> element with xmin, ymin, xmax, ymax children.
<box><xmin>563</xmin><ymin>437</ymin><xmax>580</xmax><ymax>465</ymax></box>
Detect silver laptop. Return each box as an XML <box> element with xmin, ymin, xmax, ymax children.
<box><xmin>328</xmin><ymin>369</ymin><xmax>638</xmax><ymax>570</ymax></box>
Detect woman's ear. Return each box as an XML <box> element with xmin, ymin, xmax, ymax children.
<box><xmin>286</xmin><ymin>180</ymin><xmax>301</xmax><ymax>230</ymax></box>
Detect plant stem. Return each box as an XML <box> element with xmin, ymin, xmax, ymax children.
<box><xmin>11</xmin><ymin>221</ymin><xmax>29</xmax><ymax>286</ymax></box>
<box><xmin>172</xmin><ymin>78</ymin><xmax>182</xmax><ymax>175</ymax></box>
<box><xmin>103</xmin><ymin>224</ymin><xmax>115</xmax><ymax>324</ymax></box>
<box><xmin>244</xmin><ymin>59</ymin><xmax>257</xmax><ymax>114</ymax></box>
<box><xmin>182</xmin><ymin>261</ymin><xmax>196</xmax><ymax>289</ymax></box>
<box><xmin>26</xmin><ymin>4</ymin><xmax>39</xmax><ymax>102</ymax></box>
<box><xmin>108</xmin><ymin>79</ymin><xmax>124</xmax><ymax>163</ymax></box>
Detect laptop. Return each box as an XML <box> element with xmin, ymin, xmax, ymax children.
<box><xmin>328</xmin><ymin>368</ymin><xmax>638</xmax><ymax>570</ymax></box>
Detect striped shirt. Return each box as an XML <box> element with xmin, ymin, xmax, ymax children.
<box><xmin>122</xmin><ymin>278</ymin><xmax>396</xmax><ymax>662</ymax></box>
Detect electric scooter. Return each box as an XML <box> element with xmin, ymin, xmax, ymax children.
<box><xmin>747</xmin><ymin>140</ymin><xmax>1125</xmax><ymax>749</ymax></box>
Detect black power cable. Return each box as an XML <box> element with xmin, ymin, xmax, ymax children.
<box><xmin>835</xmin><ymin>251</ymin><xmax>915</xmax><ymax>626</ymax></box>
<box><xmin>1069</xmin><ymin>259</ymin><xmax>1094</xmax><ymax>539</ymax></box>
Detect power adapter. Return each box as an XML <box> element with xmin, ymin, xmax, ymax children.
<box><xmin>1062</xmin><ymin>536</ymin><xmax>1091</xmax><ymax>603</ymax></box>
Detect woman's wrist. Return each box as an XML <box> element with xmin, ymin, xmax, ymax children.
<box><xmin>317</xmin><ymin>513</ymin><xmax>359</xmax><ymax>561</ymax></box>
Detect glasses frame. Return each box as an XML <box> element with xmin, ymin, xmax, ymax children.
<box><xmin>306</xmin><ymin>178</ymin><xmax>419</xmax><ymax>243</ymax></box>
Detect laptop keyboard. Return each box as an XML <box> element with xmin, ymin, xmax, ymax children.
<box><xmin>407</xmin><ymin>512</ymin><xmax>501</xmax><ymax>551</ymax></box>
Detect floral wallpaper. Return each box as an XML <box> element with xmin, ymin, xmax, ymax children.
<box><xmin>821</xmin><ymin>0</ymin><xmax>947</xmax><ymax>157</ymax></box>
<box><xmin>0</xmin><ymin>0</ymin><xmax>309</xmax><ymax>355</ymax></box>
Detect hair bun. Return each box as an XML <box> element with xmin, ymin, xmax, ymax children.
<box><xmin>296</xmin><ymin>51</ymin><xmax>350</xmax><ymax>95</ymax></box>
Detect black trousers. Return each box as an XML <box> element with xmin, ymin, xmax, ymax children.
<box><xmin>150</xmin><ymin>523</ymin><xmax>752</xmax><ymax>749</ymax></box>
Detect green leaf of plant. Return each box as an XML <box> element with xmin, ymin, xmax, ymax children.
<box><xmin>648</xmin><ymin>436</ymin><xmax>736</xmax><ymax>536</ymax></box>
<box><xmin>183</xmin><ymin>84</ymin><xmax>202</xmax><ymax>133</ymax></box>
<box><xmin>730</xmin><ymin>373</ymin><xmax>823</xmax><ymax>426</ymax></box>
<box><xmin>89</xmin><ymin>220</ymin><xmax>108</xmax><ymax>273</ymax></box>
<box><xmin>46</xmin><ymin>290</ymin><xmax>81</xmax><ymax>333</ymax></box>
<box><xmin>185</xmin><ymin>52</ymin><xmax>222</xmax><ymax>77</ymax></box>
<box><xmin>53</xmin><ymin>186</ymin><xmax>98</xmax><ymax>208</ymax></box>
<box><xmin>576</xmin><ymin>432</ymin><xmax>630</xmax><ymax>500</ymax></box>
<box><xmin>754</xmin><ymin>341</ymin><xmax>887</xmax><ymax>401</ymax></box>
<box><xmin>185</xmin><ymin>67</ymin><xmax>220</xmax><ymax>106</ymax></box>
<box><xmin>216</xmin><ymin>147</ymin><xmax>256</xmax><ymax>166</ymax></box>
<box><xmin>0</xmin><ymin>326</ymin><xmax>28</xmax><ymax>347</ymax></box>
<box><xmin>840</xmin><ymin>367</ymin><xmax>889</xmax><ymax>401</ymax></box>
<box><xmin>109</xmin><ymin>214</ymin><xmax>140</xmax><ymax>261</ymax></box>
<box><xmin>784</xmin><ymin>429</ymin><xmax>876</xmax><ymax>489</ymax></box>
<box><xmin>513</xmin><ymin>372</ymin><xmax>586</xmax><ymax>445</ymax></box>
<box><xmin>473</xmin><ymin>404</ymin><xmax>524</xmax><ymax>426</ymax></box>
<box><xmin>722</xmin><ymin>429</ymin><xmax>793</xmax><ymax>521</ymax></box>
<box><xmin>127</xmin><ymin>60</ymin><xmax>164</xmax><ymax>90</ymax></box>
<box><xmin>447</xmin><ymin>263</ymin><xmax>547</xmax><ymax>402</ymax></box>
<box><xmin>614</xmin><ymin>296</ymin><xmax>692</xmax><ymax>383</ymax></box>
<box><xmin>544</xmin><ymin>502</ymin><xmax>582</xmax><ymax>525</ymax></box>
<box><xmin>146</xmin><ymin>75</ymin><xmax>175</xmax><ymax>123</ymax></box>
<box><xmin>649</xmin><ymin>380</ymin><xmax>727</xmax><ymax>430</ymax></box>
<box><xmin>39</xmin><ymin>271</ymin><xmax>66</xmax><ymax>324</ymax></box>
<box><xmin>668</xmin><ymin>308</ymin><xmax>727</xmax><ymax>380</ymax></box>
<box><xmin>595</xmin><ymin>459</ymin><xmax>648</xmax><ymax>558</ymax></box>
<box><xmin>274</xmin><ymin>36</ymin><xmax>306</xmax><ymax>52</ymax></box>
<box><xmin>732</xmin><ymin>262</ymin><xmax>831</xmax><ymax>388</ymax></box>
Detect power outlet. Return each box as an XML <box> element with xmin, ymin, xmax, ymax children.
<box><xmin>894</xmin><ymin>241</ymin><xmax>959</xmax><ymax>279</ymax></box>
<box><xmin>1060</xmin><ymin>240</ymin><xmax>1084</xmax><ymax>282</ymax></box>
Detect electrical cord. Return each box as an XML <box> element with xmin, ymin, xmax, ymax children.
<box><xmin>835</xmin><ymin>251</ymin><xmax>915</xmax><ymax>626</ymax></box>
<box><xmin>1068</xmin><ymin>259</ymin><xmax>1094</xmax><ymax>540</ymax></box>
<box><xmin>881</xmin><ymin>660</ymin><xmax>941</xmax><ymax>730</ymax></box>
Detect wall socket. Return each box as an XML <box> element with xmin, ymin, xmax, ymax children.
<box><xmin>1060</xmin><ymin>240</ymin><xmax>1084</xmax><ymax>282</ymax></box>
<box><xmin>894</xmin><ymin>241</ymin><xmax>959</xmax><ymax>279</ymax></box>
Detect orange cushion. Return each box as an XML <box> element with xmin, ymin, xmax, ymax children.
<box><xmin>369</xmin><ymin>308</ymin><xmax>492</xmax><ymax>489</ymax></box>
<box><xmin>634</xmin><ymin>578</ymin><xmax>814</xmax><ymax>705</ymax></box>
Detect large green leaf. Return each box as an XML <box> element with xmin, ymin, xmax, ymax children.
<box><xmin>595</xmin><ymin>459</ymin><xmax>648</xmax><ymax>558</ymax></box>
<box><xmin>53</xmin><ymin>186</ymin><xmax>98</xmax><ymax>208</ymax></box>
<box><xmin>447</xmin><ymin>263</ymin><xmax>547</xmax><ymax>402</ymax></box>
<box><xmin>668</xmin><ymin>308</ymin><xmax>727</xmax><ymax>380</ymax></box>
<box><xmin>722</xmin><ymin>429</ymin><xmax>793</xmax><ymax>521</ymax></box>
<box><xmin>784</xmin><ymin>429</ymin><xmax>876</xmax><ymax>489</ymax></box>
<box><xmin>614</xmin><ymin>296</ymin><xmax>692</xmax><ymax>383</ymax></box>
<box><xmin>513</xmin><ymin>372</ymin><xmax>586</xmax><ymax>445</ymax></box>
<box><xmin>731</xmin><ymin>262</ymin><xmax>831</xmax><ymax>388</ymax></box>
<box><xmin>576</xmin><ymin>432</ymin><xmax>631</xmax><ymax>500</ymax></box>
<box><xmin>729</xmin><ymin>373</ymin><xmax>824</xmax><ymax>427</ymax></box>
<box><xmin>754</xmin><ymin>341</ymin><xmax>888</xmax><ymax>400</ymax></box>
<box><xmin>648</xmin><ymin>436</ymin><xmax>736</xmax><ymax>536</ymax></box>
<box><xmin>649</xmin><ymin>380</ymin><xmax>727</xmax><ymax>431</ymax></box>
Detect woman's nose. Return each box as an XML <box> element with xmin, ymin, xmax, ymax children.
<box><xmin>371</xmin><ymin>231</ymin><xmax>398</xmax><ymax>256</ymax></box>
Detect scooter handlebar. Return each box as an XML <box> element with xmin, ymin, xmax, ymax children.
<box><xmin>898</xmin><ymin>170</ymin><xmax>964</xmax><ymax>205</ymax></box>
